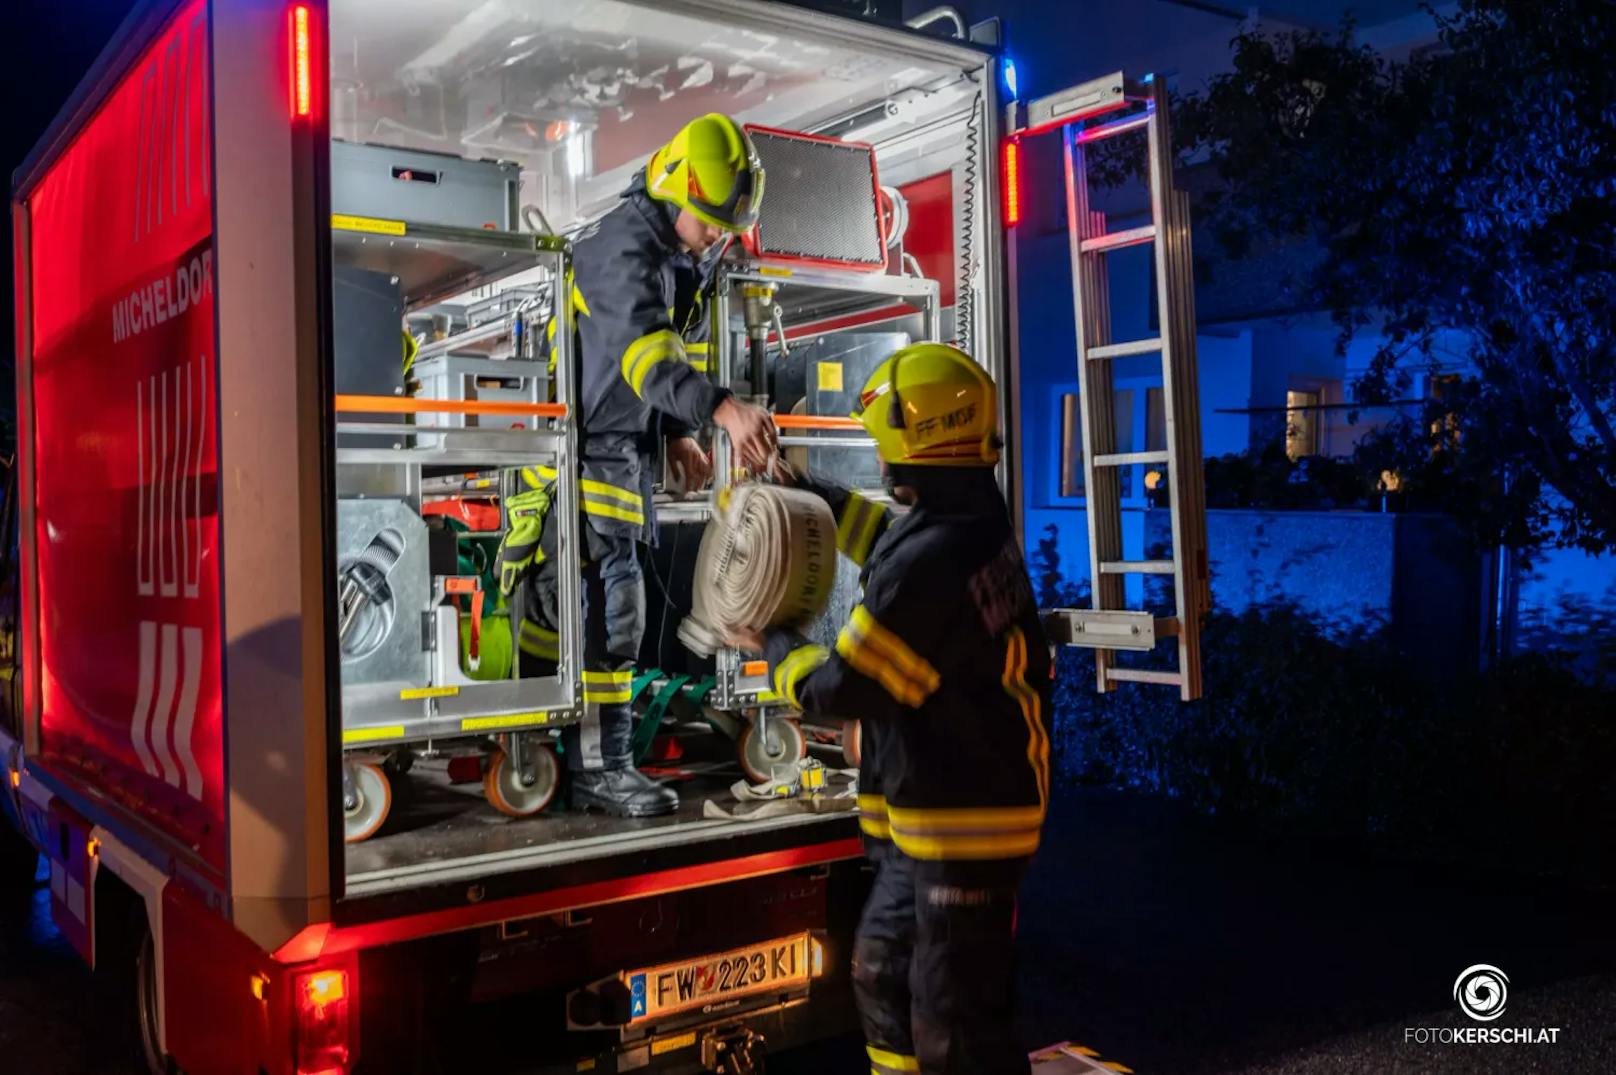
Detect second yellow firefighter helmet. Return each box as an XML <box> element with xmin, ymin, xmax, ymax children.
<box><xmin>647</xmin><ymin>114</ymin><xmax>766</xmax><ymax>234</ymax></box>
<box><xmin>853</xmin><ymin>343</ymin><xmax>1000</xmax><ymax>467</ymax></box>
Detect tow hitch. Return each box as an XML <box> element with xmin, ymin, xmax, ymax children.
<box><xmin>701</xmin><ymin>1023</ymin><xmax>765</xmax><ymax>1074</ymax></box>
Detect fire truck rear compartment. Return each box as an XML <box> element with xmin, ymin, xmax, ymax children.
<box><xmin>325</xmin><ymin>0</ymin><xmax>996</xmax><ymax>896</ymax></box>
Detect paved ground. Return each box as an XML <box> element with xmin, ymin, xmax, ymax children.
<box><xmin>4</xmin><ymin>788</ymin><xmax>1612</xmax><ymax>1073</ymax></box>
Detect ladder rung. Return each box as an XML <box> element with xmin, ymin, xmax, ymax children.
<box><xmin>1105</xmin><ymin>667</ymin><xmax>1183</xmax><ymax>686</ymax></box>
<box><xmin>1080</xmin><ymin>225</ymin><xmax>1155</xmax><ymax>253</ymax></box>
<box><xmin>1099</xmin><ymin>560</ymin><xmax>1176</xmax><ymax>575</ymax></box>
<box><xmin>1087</xmin><ymin>337</ymin><xmax>1162</xmax><ymax>360</ymax></box>
<box><xmin>1076</xmin><ymin>111</ymin><xmax>1152</xmax><ymax>145</ymax></box>
<box><xmin>1092</xmin><ymin>450</ymin><xmax>1169</xmax><ymax>467</ymax></box>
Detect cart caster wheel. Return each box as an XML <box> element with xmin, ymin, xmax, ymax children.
<box><xmin>484</xmin><ymin>746</ymin><xmax>559</xmax><ymax>818</ymax></box>
<box><xmin>842</xmin><ymin>720</ymin><xmax>862</xmax><ymax>769</ymax></box>
<box><xmin>343</xmin><ymin>762</ymin><xmax>392</xmax><ymax>844</ymax></box>
<box><xmin>738</xmin><ymin>718</ymin><xmax>806</xmax><ymax>784</ymax></box>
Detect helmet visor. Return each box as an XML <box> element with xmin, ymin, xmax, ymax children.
<box><xmin>693</xmin><ymin>153</ymin><xmax>765</xmax><ymax>233</ymax></box>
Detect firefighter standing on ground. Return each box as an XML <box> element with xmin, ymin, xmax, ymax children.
<box><xmin>728</xmin><ymin>343</ymin><xmax>1052</xmax><ymax>1075</ymax></box>
<box><xmin>505</xmin><ymin>114</ymin><xmax>778</xmax><ymax>817</ymax></box>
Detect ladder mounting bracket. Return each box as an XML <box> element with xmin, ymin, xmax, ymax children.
<box><xmin>1042</xmin><ymin>609</ymin><xmax>1158</xmax><ymax>652</ymax></box>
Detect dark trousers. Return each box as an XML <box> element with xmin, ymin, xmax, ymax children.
<box><xmin>854</xmin><ymin>843</ymin><xmax>1030</xmax><ymax>1075</ymax></box>
<box><xmin>525</xmin><ymin>525</ymin><xmax>646</xmax><ymax>772</ymax></box>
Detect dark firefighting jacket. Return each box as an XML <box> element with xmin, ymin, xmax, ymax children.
<box><xmin>763</xmin><ymin>473</ymin><xmax>1052</xmax><ymax>862</ymax></box>
<box><xmin>548</xmin><ymin>170</ymin><xmax>731</xmax><ymax>541</ymax></box>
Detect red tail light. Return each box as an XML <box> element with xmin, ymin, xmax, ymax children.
<box><xmin>1002</xmin><ymin>139</ymin><xmax>1022</xmax><ymax>227</ymax></box>
<box><xmin>294</xmin><ymin>968</ymin><xmax>352</xmax><ymax>1075</ymax></box>
<box><xmin>289</xmin><ymin>4</ymin><xmax>315</xmax><ymax>120</ymax></box>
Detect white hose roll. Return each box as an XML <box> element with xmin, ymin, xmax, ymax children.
<box><xmin>677</xmin><ymin>484</ymin><xmax>837</xmax><ymax>658</ymax></box>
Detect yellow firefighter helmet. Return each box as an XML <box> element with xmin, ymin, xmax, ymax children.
<box><xmin>853</xmin><ymin>343</ymin><xmax>1000</xmax><ymax>467</ymax></box>
<box><xmin>646</xmin><ymin>113</ymin><xmax>766</xmax><ymax>233</ymax></box>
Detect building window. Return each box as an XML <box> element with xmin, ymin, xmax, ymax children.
<box><xmin>1285</xmin><ymin>389</ymin><xmax>1320</xmax><ymax>460</ymax></box>
<box><xmin>1060</xmin><ymin>388</ymin><xmax>1135</xmax><ymax>498</ymax></box>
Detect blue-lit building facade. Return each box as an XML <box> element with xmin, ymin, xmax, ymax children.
<box><xmin>909</xmin><ymin>0</ymin><xmax>1615</xmax><ymax>663</ymax></box>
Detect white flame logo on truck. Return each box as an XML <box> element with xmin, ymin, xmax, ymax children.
<box><xmin>130</xmin><ymin>354</ymin><xmax>208</xmax><ymax>799</ymax></box>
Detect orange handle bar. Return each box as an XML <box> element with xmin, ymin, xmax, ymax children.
<box><xmin>772</xmin><ymin>414</ymin><xmax>864</xmax><ymax>431</ymax></box>
<box><xmin>334</xmin><ymin>394</ymin><xmax>568</xmax><ymax>419</ymax></box>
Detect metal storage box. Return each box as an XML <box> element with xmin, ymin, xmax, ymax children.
<box><xmin>331</xmin><ymin>141</ymin><xmax>520</xmax><ymax>230</ymax></box>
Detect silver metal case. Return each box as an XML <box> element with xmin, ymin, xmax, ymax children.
<box><xmin>332</xmin><ymin>141</ymin><xmax>520</xmax><ymax>231</ymax></box>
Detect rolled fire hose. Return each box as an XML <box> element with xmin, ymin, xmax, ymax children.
<box><xmin>677</xmin><ymin>484</ymin><xmax>837</xmax><ymax>658</ymax></box>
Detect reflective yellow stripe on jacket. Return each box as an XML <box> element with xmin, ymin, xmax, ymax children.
<box><xmin>580</xmin><ymin>477</ymin><xmax>645</xmax><ymax>526</ymax></box>
<box><xmin>581</xmin><ymin>668</ymin><xmax>633</xmax><ymax>704</ymax></box>
<box><xmin>521</xmin><ymin>464</ymin><xmax>644</xmax><ymax>527</ymax></box>
<box><xmin>867</xmin><ymin>1045</ymin><xmax>919</xmax><ymax>1074</ymax></box>
<box><xmin>518</xmin><ymin>620</ymin><xmax>559</xmax><ymax>661</ymax></box>
<box><xmin>835</xmin><ymin>491</ymin><xmax>885</xmax><ymax>567</ymax></box>
<box><xmin>1003</xmin><ymin>626</ymin><xmax>1051</xmax><ymax>809</ymax></box>
<box><xmin>772</xmin><ymin>643</ymin><xmax>829</xmax><ymax>710</ymax></box>
<box><xmin>886</xmin><ymin>803</ymin><xmax>1044</xmax><ymax>861</ymax></box>
<box><xmin>857</xmin><ymin>793</ymin><xmax>890</xmax><ymax>841</ymax></box>
<box><xmin>621</xmin><ymin>328</ymin><xmax>686</xmax><ymax>397</ymax></box>
<box><xmin>521</xmin><ymin>463</ymin><xmax>559</xmax><ymax>489</ymax></box>
<box><xmin>835</xmin><ymin>605</ymin><xmax>940</xmax><ymax>708</ymax></box>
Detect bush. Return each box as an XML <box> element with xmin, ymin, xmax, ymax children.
<box><xmin>1053</xmin><ymin>601</ymin><xmax>1616</xmax><ymax>885</ymax></box>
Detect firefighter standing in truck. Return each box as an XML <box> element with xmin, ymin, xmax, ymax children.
<box><xmin>729</xmin><ymin>343</ymin><xmax>1051</xmax><ymax>1075</ymax></box>
<box><xmin>501</xmin><ymin>114</ymin><xmax>779</xmax><ymax>817</ymax></box>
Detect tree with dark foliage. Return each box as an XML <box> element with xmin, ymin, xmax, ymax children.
<box><xmin>1104</xmin><ymin>0</ymin><xmax>1616</xmax><ymax>555</ymax></box>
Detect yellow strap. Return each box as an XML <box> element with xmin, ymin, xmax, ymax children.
<box><xmin>582</xmin><ymin>685</ymin><xmax>632</xmax><ymax>704</ymax></box>
<box><xmin>772</xmin><ymin>644</ymin><xmax>829</xmax><ymax>709</ymax></box>
<box><xmin>866</xmin><ymin>1046</ymin><xmax>920</xmax><ymax>1073</ymax></box>
<box><xmin>582</xmin><ymin>669</ymin><xmax>633</xmax><ymax>686</ymax></box>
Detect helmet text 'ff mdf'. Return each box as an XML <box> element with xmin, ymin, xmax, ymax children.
<box><xmin>854</xmin><ymin>343</ymin><xmax>1000</xmax><ymax>467</ymax></box>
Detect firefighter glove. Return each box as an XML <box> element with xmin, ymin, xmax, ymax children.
<box><xmin>497</xmin><ymin>488</ymin><xmax>549</xmax><ymax>596</ymax></box>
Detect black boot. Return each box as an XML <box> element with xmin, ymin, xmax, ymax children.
<box><xmin>569</xmin><ymin>767</ymin><xmax>680</xmax><ymax>818</ymax></box>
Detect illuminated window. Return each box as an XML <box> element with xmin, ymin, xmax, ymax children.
<box><xmin>1285</xmin><ymin>389</ymin><xmax>1320</xmax><ymax>460</ymax></box>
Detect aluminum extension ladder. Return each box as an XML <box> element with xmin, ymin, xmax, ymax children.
<box><xmin>1008</xmin><ymin>72</ymin><xmax>1210</xmax><ymax>701</ymax></box>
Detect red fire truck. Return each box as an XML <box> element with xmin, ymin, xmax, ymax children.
<box><xmin>5</xmin><ymin>1</ymin><xmax>1208</xmax><ymax>1072</ymax></box>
